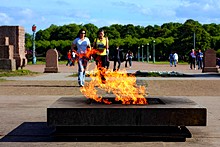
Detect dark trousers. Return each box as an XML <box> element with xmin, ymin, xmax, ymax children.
<box><xmin>125</xmin><ymin>58</ymin><xmax>132</xmax><ymax>67</ymax></box>
<box><xmin>190</xmin><ymin>58</ymin><xmax>196</xmax><ymax>69</ymax></box>
<box><xmin>95</xmin><ymin>55</ymin><xmax>107</xmax><ymax>83</ymax></box>
<box><xmin>95</xmin><ymin>55</ymin><xmax>106</xmax><ymax>68</ymax></box>
<box><xmin>197</xmin><ymin>60</ymin><xmax>203</xmax><ymax>69</ymax></box>
<box><xmin>113</xmin><ymin>58</ymin><xmax>121</xmax><ymax>71</ymax></box>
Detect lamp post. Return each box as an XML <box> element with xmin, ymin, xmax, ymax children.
<box><xmin>153</xmin><ymin>40</ymin><xmax>155</xmax><ymax>63</ymax></box>
<box><xmin>32</xmin><ymin>24</ymin><xmax>37</xmax><ymax>64</ymax></box>
<box><xmin>141</xmin><ymin>45</ymin><xmax>144</xmax><ymax>62</ymax></box>
<box><xmin>193</xmin><ymin>31</ymin><xmax>196</xmax><ymax>49</ymax></box>
<box><xmin>146</xmin><ymin>43</ymin><xmax>149</xmax><ymax>62</ymax></box>
<box><xmin>138</xmin><ymin>46</ymin><xmax>140</xmax><ymax>61</ymax></box>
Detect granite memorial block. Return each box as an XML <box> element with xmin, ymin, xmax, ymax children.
<box><xmin>0</xmin><ymin>26</ymin><xmax>27</xmax><ymax>69</ymax></box>
<box><xmin>0</xmin><ymin>37</ymin><xmax>16</xmax><ymax>71</ymax></box>
<box><xmin>44</xmin><ymin>49</ymin><xmax>59</xmax><ymax>73</ymax></box>
<box><xmin>202</xmin><ymin>49</ymin><xmax>218</xmax><ymax>72</ymax></box>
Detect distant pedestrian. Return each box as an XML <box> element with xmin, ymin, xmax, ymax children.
<box><xmin>106</xmin><ymin>49</ymin><xmax>110</xmax><ymax>69</ymax></box>
<box><xmin>66</xmin><ymin>50</ymin><xmax>72</xmax><ymax>66</ymax></box>
<box><xmin>113</xmin><ymin>46</ymin><xmax>123</xmax><ymax>71</ymax></box>
<box><xmin>125</xmin><ymin>50</ymin><xmax>133</xmax><ymax>68</ymax></box>
<box><xmin>196</xmin><ymin>49</ymin><xmax>203</xmax><ymax>70</ymax></box>
<box><xmin>173</xmin><ymin>52</ymin><xmax>178</xmax><ymax>67</ymax></box>
<box><xmin>169</xmin><ymin>52</ymin><xmax>174</xmax><ymax>67</ymax></box>
<box><xmin>217</xmin><ymin>57</ymin><xmax>220</xmax><ymax>68</ymax></box>
<box><xmin>189</xmin><ymin>49</ymin><xmax>196</xmax><ymax>70</ymax></box>
<box><xmin>71</xmin><ymin>49</ymin><xmax>76</xmax><ymax>66</ymax></box>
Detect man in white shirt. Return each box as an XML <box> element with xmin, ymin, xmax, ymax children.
<box><xmin>173</xmin><ymin>52</ymin><xmax>178</xmax><ymax>67</ymax></box>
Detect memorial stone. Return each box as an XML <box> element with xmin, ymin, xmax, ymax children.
<box><xmin>0</xmin><ymin>26</ymin><xmax>27</xmax><ymax>69</ymax></box>
<box><xmin>0</xmin><ymin>37</ymin><xmax>16</xmax><ymax>71</ymax></box>
<box><xmin>44</xmin><ymin>49</ymin><xmax>59</xmax><ymax>73</ymax></box>
<box><xmin>202</xmin><ymin>49</ymin><xmax>218</xmax><ymax>72</ymax></box>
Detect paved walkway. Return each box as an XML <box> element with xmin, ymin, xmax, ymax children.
<box><xmin>0</xmin><ymin>62</ymin><xmax>220</xmax><ymax>147</ymax></box>
<box><xmin>3</xmin><ymin>61</ymin><xmax>220</xmax><ymax>81</ymax></box>
<box><xmin>23</xmin><ymin>61</ymin><xmax>213</xmax><ymax>73</ymax></box>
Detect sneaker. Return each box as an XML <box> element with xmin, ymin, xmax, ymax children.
<box><xmin>79</xmin><ymin>84</ymin><xmax>84</xmax><ymax>87</ymax></box>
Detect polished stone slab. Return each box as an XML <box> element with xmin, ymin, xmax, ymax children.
<box><xmin>47</xmin><ymin>96</ymin><xmax>207</xmax><ymax>127</ymax></box>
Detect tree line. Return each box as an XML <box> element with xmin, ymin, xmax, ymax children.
<box><xmin>25</xmin><ymin>19</ymin><xmax>220</xmax><ymax>61</ymax></box>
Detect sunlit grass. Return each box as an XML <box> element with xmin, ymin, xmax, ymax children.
<box><xmin>0</xmin><ymin>69</ymin><xmax>39</xmax><ymax>77</ymax></box>
<box><xmin>27</xmin><ymin>60</ymin><xmax>67</xmax><ymax>65</ymax></box>
<box><xmin>142</xmin><ymin>61</ymin><xmax>188</xmax><ymax>65</ymax></box>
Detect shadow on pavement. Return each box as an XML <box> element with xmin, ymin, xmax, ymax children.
<box><xmin>0</xmin><ymin>122</ymin><xmax>190</xmax><ymax>142</ymax></box>
<box><xmin>0</xmin><ymin>122</ymin><xmax>54</xmax><ymax>142</ymax></box>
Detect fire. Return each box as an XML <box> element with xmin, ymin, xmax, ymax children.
<box><xmin>80</xmin><ymin>66</ymin><xmax>148</xmax><ymax>105</ymax></box>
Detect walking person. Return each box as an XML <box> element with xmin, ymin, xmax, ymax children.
<box><xmin>113</xmin><ymin>46</ymin><xmax>123</xmax><ymax>71</ymax></box>
<box><xmin>66</xmin><ymin>50</ymin><xmax>72</xmax><ymax>66</ymax></box>
<box><xmin>196</xmin><ymin>49</ymin><xmax>203</xmax><ymax>70</ymax></box>
<box><xmin>72</xmin><ymin>29</ymin><xmax>91</xmax><ymax>87</ymax></box>
<box><xmin>169</xmin><ymin>52</ymin><xmax>174</xmax><ymax>67</ymax></box>
<box><xmin>106</xmin><ymin>49</ymin><xmax>110</xmax><ymax>69</ymax></box>
<box><xmin>71</xmin><ymin>49</ymin><xmax>76</xmax><ymax>66</ymax></box>
<box><xmin>93</xmin><ymin>29</ymin><xmax>109</xmax><ymax>83</ymax></box>
<box><xmin>173</xmin><ymin>52</ymin><xmax>178</xmax><ymax>67</ymax></box>
<box><xmin>125</xmin><ymin>50</ymin><xmax>133</xmax><ymax>68</ymax></box>
<box><xmin>189</xmin><ymin>49</ymin><xmax>196</xmax><ymax>70</ymax></box>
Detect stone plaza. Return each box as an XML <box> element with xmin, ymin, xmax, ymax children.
<box><xmin>0</xmin><ymin>62</ymin><xmax>220</xmax><ymax>146</ymax></box>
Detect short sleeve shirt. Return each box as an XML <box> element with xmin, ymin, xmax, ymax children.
<box><xmin>73</xmin><ymin>37</ymin><xmax>90</xmax><ymax>54</ymax></box>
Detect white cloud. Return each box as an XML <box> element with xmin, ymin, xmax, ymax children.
<box><xmin>74</xmin><ymin>12</ymin><xmax>90</xmax><ymax>19</ymax></box>
<box><xmin>20</xmin><ymin>8</ymin><xmax>34</xmax><ymax>18</ymax></box>
<box><xmin>0</xmin><ymin>13</ymin><xmax>12</xmax><ymax>24</ymax></box>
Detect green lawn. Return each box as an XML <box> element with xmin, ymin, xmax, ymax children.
<box><xmin>0</xmin><ymin>69</ymin><xmax>39</xmax><ymax>77</ymax></box>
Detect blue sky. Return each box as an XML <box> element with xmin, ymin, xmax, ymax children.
<box><xmin>1</xmin><ymin>0</ymin><xmax>220</xmax><ymax>34</ymax></box>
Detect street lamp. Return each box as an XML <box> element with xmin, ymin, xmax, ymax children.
<box><xmin>153</xmin><ymin>40</ymin><xmax>155</xmax><ymax>63</ymax></box>
<box><xmin>146</xmin><ymin>43</ymin><xmax>149</xmax><ymax>62</ymax></box>
<box><xmin>32</xmin><ymin>24</ymin><xmax>37</xmax><ymax>64</ymax></box>
<box><xmin>193</xmin><ymin>26</ymin><xmax>197</xmax><ymax>49</ymax></box>
<box><xmin>193</xmin><ymin>31</ymin><xmax>196</xmax><ymax>49</ymax></box>
<box><xmin>138</xmin><ymin>46</ymin><xmax>140</xmax><ymax>61</ymax></box>
<box><xmin>141</xmin><ymin>45</ymin><xmax>144</xmax><ymax>62</ymax></box>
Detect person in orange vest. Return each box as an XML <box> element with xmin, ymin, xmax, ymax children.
<box><xmin>66</xmin><ymin>50</ymin><xmax>72</xmax><ymax>66</ymax></box>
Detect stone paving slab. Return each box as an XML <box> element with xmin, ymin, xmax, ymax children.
<box><xmin>0</xmin><ymin>95</ymin><xmax>219</xmax><ymax>146</ymax></box>
<box><xmin>0</xmin><ymin>63</ymin><xmax>219</xmax><ymax>146</ymax></box>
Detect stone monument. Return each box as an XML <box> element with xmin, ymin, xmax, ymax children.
<box><xmin>0</xmin><ymin>37</ymin><xmax>16</xmax><ymax>71</ymax></box>
<box><xmin>44</xmin><ymin>49</ymin><xmax>59</xmax><ymax>73</ymax></box>
<box><xmin>47</xmin><ymin>96</ymin><xmax>207</xmax><ymax>141</ymax></box>
<box><xmin>0</xmin><ymin>26</ymin><xmax>27</xmax><ymax>69</ymax></box>
<box><xmin>202</xmin><ymin>49</ymin><xmax>218</xmax><ymax>73</ymax></box>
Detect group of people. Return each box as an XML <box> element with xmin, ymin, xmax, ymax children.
<box><xmin>68</xmin><ymin>28</ymin><xmax>135</xmax><ymax>87</ymax></box>
<box><xmin>70</xmin><ymin>29</ymin><xmax>109</xmax><ymax>87</ymax></box>
<box><xmin>169</xmin><ymin>51</ymin><xmax>178</xmax><ymax>67</ymax></box>
<box><xmin>66</xmin><ymin>49</ymin><xmax>76</xmax><ymax>66</ymax></box>
<box><xmin>112</xmin><ymin>47</ymin><xmax>133</xmax><ymax>71</ymax></box>
<box><xmin>189</xmin><ymin>49</ymin><xmax>203</xmax><ymax>70</ymax></box>
<box><xmin>169</xmin><ymin>49</ymin><xmax>204</xmax><ymax>70</ymax></box>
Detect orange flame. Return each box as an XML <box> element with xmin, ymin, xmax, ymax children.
<box><xmin>80</xmin><ymin>67</ymin><xmax>148</xmax><ymax>105</ymax></box>
<box><xmin>74</xmin><ymin>48</ymin><xmax>100</xmax><ymax>60</ymax></box>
